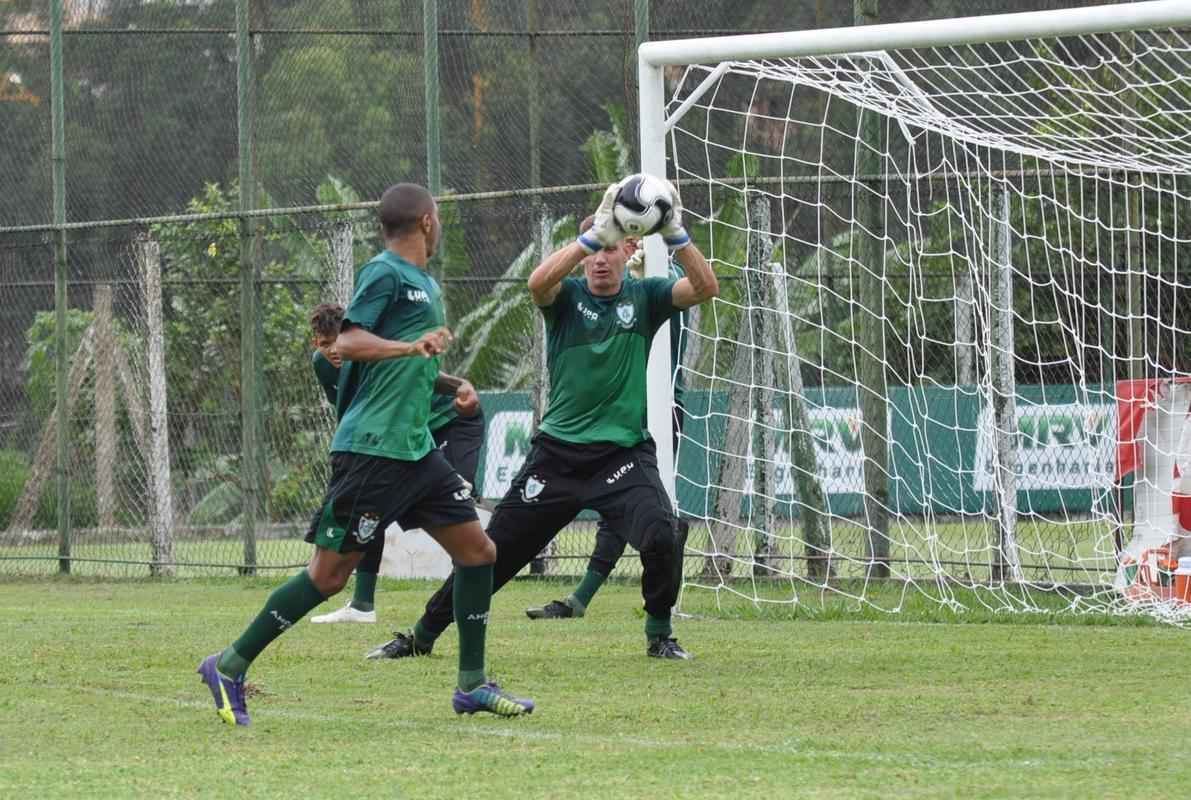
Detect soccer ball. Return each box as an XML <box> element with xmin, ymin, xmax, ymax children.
<box><xmin>613</xmin><ymin>174</ymin><xmax>674</xmax><ymax>236</ymax></box>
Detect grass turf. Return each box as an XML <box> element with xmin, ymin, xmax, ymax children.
<box><xmin>2</xmin><ymin>576</ymin><xmax>1188</xmax><ymax>799</ymax></box>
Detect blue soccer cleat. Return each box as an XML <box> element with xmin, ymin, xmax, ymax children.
<box><xmin>197</xmin><ymin>654</ymin><xmax>251</xmax><ymax>726</ymax></box>
<box><xmin>451</xmin><ymin>682</ymin><xmax>534</xmax><ymax>717</ymax></box>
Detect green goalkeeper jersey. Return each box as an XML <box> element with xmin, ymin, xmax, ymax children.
<box><xmin>331</xmin><ymin>251</ymin><xmax>446</xmax><ymax>461</ymax></box>
<box><xmin>538</xmin><ymin>275</ymin><xmax>678</xmax><ymax>447</ymax></box>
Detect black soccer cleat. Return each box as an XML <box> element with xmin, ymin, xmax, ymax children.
<box><xmin>647</xmin><ymin>636</ymin><xmax>693</xmax><ymax>660</ymax></box>
<box><xmin>525</xmin><ymin>600</ymin><xmax>577</xmax><ymax>620</ymax></box>
<box><xmin>365</xmin><ymin>630</ymin><xmax>433</xmax><ymax>660</ymax></box>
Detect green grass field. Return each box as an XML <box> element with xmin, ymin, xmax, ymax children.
<box><xmin>3</xmin><ymin>576</ymin><xmax>1190</xmax><ymax>799</ymax></box>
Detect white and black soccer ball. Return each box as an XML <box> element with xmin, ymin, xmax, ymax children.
<box><xmin>612</xmin><ymin>174</ymin><xmax>674</xmax><ymax>236</ymax></box>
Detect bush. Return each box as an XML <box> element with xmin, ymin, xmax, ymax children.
<box><xmin>0</xmin><ymin>450</ymin><xmax>31</xmax><ymax>529</ymax></box>
<box><xmin>0</xmin><ymin>449</ymin><xmax>98</xmax><ymax>530</ymax></box>
<box><xmin>33</xmin><ymin>480</ymin><xmax>98</xmax><ymax>530</ymax></box>
<box><xmin>270</xmin><ymin>461</ymin><xmax>323</xmax><ymax>523</ymax></box>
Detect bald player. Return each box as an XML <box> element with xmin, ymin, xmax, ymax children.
<box><xmin>197</xmin><ymin>183</ymin><xmax>533</xmax><ymax>724</ymax></box>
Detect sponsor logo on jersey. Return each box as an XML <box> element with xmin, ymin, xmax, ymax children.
<box><xmin>577</xmin><ymin>302</ymin><xmax>599</xmax><ymax>322</ymax></box>
<box><xmin>606</xmin><ymin>461</ymin><xmax>635</xmax><ymax>484</ymax></box>
<box><xmin>406</xmin><ymin>289</ymin><xmax>430</xmax><ymax>303</ymax></box>
<box><xmin>521</xmin><ymin>475</ymin><xmax>546</xmax><ymax>502</ymax></box>
<box><xmin>355</xmin><ymin>513</ymin><xmax>380</xmax><ymax>544</ymax></box>
<box><xmin>616</xmin><ymin>301</ymin><xmax>636</xmax><ymax>328</ymax></box>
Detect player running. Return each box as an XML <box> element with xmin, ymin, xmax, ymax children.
<box><xmin>197</xmin><ymin>183</ymin><xmax>533</xmax><ymax>725</ymax></box>
<box><xmin>305</xmin><ymin>304</ymin><xmax>488</xmax><ymax>624</ymax></box>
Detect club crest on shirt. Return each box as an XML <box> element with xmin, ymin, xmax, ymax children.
<box><xmin>521</xmin><ymin>475</ymin><xmax>546</xmax><ymax>503</ymax></box>
<box><xmin>616</xmin><ymin>301</ymin><xmax>636</xmax><ymax>328</ymax></box>
<box><xmin>355</xmin><ymin>513</ymin><xmax>380</xmax><ymax>544</ymax></box>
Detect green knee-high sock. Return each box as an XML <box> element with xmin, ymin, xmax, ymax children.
<box><xmin>567</xmin><ymin>569</ymin><xmax>608</xmax><ymax>613</ymax></box>
<box><xmin>645</xmin><ymin>612</ymin><xmax>672</xmax><ymax>640</ymax></box>
<box><xmin>351</xmin><ymin>572</ymin><xmax>377</xmax><ymax>612</ymax></box>
<box><xmin>453</xmin><ymin>563</ymin><xmax>493</xmax><ymax>692</ymax></box>
<box><xmin>217</xmin><ymin>570</ymin><xmax>327</xmax><ymax>678</ymax></box>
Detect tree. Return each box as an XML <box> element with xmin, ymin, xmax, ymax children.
<box><xmin>148</xmin><ymin>180</ymin><xmax>341</xmax><ymax>524</ymax></box>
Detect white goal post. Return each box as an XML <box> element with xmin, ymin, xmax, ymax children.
<box><xmin>637</xmin><ymin>0</ymin><xmax>1191</xmax><ymax>617</ymax></box>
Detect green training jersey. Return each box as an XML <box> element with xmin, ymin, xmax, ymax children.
<box><xmin>427</xmin><ymin>391</ymin><xmax>459</xmax><ymax>433</ymax></box>
<box><xmin>538</xmin><ymin>275</ymin><xmax>678</xmax><ymax>447</ymax></box>
<box><xmin>331</xmin><ymin>251</ymin><xmax>446</xmax><ymax>461</ymax></box>
<box><xmin>311</xmin><ymin>351</ymin><xmax>339</xmax><ymax>408</ymax></box>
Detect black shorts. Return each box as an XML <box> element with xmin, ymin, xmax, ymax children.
<box><xmin>490</xmin><ymin>433</ymin><xmax>673</xmax><ymax>549</ymax></box>
<box><xmin>304</xmin><ymin>449</ymin><xmax>478</xmax><ymax>553</ymax></box>
<box><xmin>431</xmin><ymin>411</ymin><xmax>485</xmax><ymax>490</ymax></box>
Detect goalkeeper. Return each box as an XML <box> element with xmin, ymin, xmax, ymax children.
<box><xmin>524</xmin><ymin>239</ymin><xmax>690</xmax><ymax>620</ymax></box>
<box><xmin>305</xmin><ymin>302</ymin><xmax>487</xmax><ymax>625</ymax></box>
<box><xmin>367</xmin><ymin>176</ymin><xmax>717</xmax><ymax>661</ymax></box>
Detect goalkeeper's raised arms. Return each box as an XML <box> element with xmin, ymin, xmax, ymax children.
<box><xmin>669</xmin><ymin>241</ymin><xmax>717</xmax><ymax>310</ymax></box>
<box><xmin>529</xmin><ymin>181</ymin><xmax>626</xmax><ymax>307</ymax></box>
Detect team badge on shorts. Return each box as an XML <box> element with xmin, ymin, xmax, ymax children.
<box><xmin>355</xmin><ymin>513</ymin><xmax>380</xmax><ymax>544</ymax></box>
<box><xmin>521</xmin><ymin>475</ymin><xmax>546</xmax><ymax>503</ymax></box>
<box><xmin>616</xmin><ymin>301</ymin><xmax>636</xmax><ymax>328</ymax></box>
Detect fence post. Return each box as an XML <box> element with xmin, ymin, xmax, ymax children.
<box><xmin>236</xmin><ymin>0</ymin><xmax>259</xmax><ymax>572</ymax></box>
<box><xmin>635</xmin><ymin>0</ymin><xmax>650</xmax><ymax>156</ymax></box>
<box><xmin>747</xmin><ymin>192</ymin><xmax>777</xmax><ymax>574</ymax></box>
<box><xmin>635</xmin><ymin>0</ymin><xmax>650</xmax><ymax>56</ymax></box>
<box><xmin>774</xmin><ymin>255</ymin><xmax>832</xmax><ymax>581</ymax></box>
<box><xmin>138</xmin><ymin>237</ymin><xmax>176</xmax><ymax>576</ymax></box>
<box><xmin>853</xmin><ymin>0</ymin><xmax>890</xmax><ymax>579</ymax></box>
<box><xmin>330</xmin><ymin>221</ymin><xmax>354</xmax><ymax>306</ymax></box>
<box><xmin>955</xmin><ymin>269</ymin><xmax>975</xmax><ymax>385</ymax></box>
<box><xmin>990</xmin><ymin>186</ymin><xmax>1021</xmax><ymax>583</ymax></box>
<box><xmin>94</xmin><ymin>285</ymin><xmax>116</xmax><ymax>532</ymax></box>
<box><xmin>424</xmin><ymin>0</ymin><xmax>440</xmax><ymax>199</ymax></box>
<box><xmin>423</xmin><ymin>0</ymin><xmax>444</xmax><ymax>298</ymax></box>
<box><xmin>50</xmin><ymin>0</ymin><xmax>71</xmax><ymax>573</ymax></box>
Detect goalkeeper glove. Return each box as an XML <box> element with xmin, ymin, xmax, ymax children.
<box><xmin>658</xmin><ymin>179</ymin><xmax>691</xmax><ymax>250</ymax></box>
<box><xmin>577</xmin><ymin>182</ymin><xmax>625</xmax><ymax>254</ymax></box>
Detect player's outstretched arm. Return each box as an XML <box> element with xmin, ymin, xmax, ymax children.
<box><xmin>336</xmin><ymin>325</ymin><xmax>451</xmax><ymax>362</ymax></box>
<box><xmin>527</xmin><ymin>242</ymin><xmax>588</xmax><ymax>307</ymax></box>
<box><xmin>528</xmin><ymin>181</ymin><xmax>624</xmax><ymax>307</ymax></box>
<box><xmin>670</xmin><ymin>243</ymin><xmax>718</xmax><ymax>309</ymax></box>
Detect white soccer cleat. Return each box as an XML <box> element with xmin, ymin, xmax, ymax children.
<box><xmin>310</xmin><ymin>603</ymin><xmax>377</xmax><ymax>624</ymax></box>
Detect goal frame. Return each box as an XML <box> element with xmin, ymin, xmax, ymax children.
<box><xmin>636</xmin><ymin>0</ymin><xmax>1191</xmax><ymax>500</ymax></box>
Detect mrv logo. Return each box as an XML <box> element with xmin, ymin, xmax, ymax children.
<box><xmin>743</xmin><ymin>407</ymin><xmax>867</xmax><ymax>497</ymax></box>
<box><xmin>406</xmin><ymin>288</ymin><xmax>430</xmax><ymax>303</ymax></box>
<box><xmin>482</xmin><ymin>411</ymin><xmax>535</xmax><ymax>498</ymax></box>
<box><xmin>973</xmin><ymin>403</ymin><xmax>1115</xmax><ymax>491</ymax></box>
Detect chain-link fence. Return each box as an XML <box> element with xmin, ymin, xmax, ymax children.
<box><xmin>0</xmin><ymin>0</ymin><xmax>1170</xmax><ymax>579</ymax></box>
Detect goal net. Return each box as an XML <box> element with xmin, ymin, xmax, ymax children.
<box><xmin>640</xmin><ymin>2</ymin><xmax>1191</xmax><ymax>618</ymax></box>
